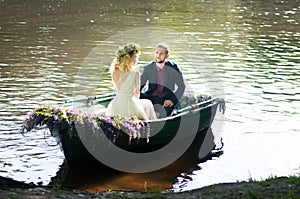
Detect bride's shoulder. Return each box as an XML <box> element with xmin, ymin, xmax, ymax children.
<box><xmin>129</xmin><ymin>70</ymin><xmax>139</xmax><ymax>78</ymax></box>
<box><xmin>131</xmin><ymin>66</ymin><xmax>141</xmax><ymax>73</ymax></box>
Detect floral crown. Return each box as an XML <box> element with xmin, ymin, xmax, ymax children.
<box><xmin>116</xmin><ymin>43</ymin><xmax>141</xmax><ymax>62</ymax></box>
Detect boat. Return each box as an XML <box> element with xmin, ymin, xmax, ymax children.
<box><xmin>22</xmin><ymin>93</ymin><xmax>225</xmax><ymax>171</ymax></box>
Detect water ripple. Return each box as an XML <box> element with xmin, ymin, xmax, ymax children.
<box><xmin>0</xmin><ymin>0</ymin><xmax>299</xmax><ymax>190</ymax></box>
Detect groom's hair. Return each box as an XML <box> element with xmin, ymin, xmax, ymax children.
<box><xmin>156</xmin><ymin>43</ymin><xmax>169</xmax><ymax>54</ymax></box>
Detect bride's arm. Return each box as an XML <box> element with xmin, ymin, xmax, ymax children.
<box><xmin>134</xmin><ymin>70</ymin><xmax>140</xmax><ymax>98</ymax></box>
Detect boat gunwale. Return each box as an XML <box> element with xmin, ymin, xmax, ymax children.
<box><xmin>62</xmin><ymin>93</ymin><xmax>224</xmax><ymax>123</ymax></box>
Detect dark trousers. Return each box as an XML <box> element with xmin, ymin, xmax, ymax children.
<box><xmin>140</xmin><ymin>93</ymin><xmax>174</xmax><ymax>118</ymax></box>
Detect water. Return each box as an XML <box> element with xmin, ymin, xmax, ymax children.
<box><xmin>1</xmin><ymin>0</ymin><xmax>300</xmax><ymax>192</ymax></box>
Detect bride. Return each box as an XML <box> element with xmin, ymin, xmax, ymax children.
<box><xmin>105</xmin><ymin>43</ymin><xmax>157</xmax><ymax>120</ymax></box>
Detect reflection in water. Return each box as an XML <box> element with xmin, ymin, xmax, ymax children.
<box><xmin>53</xmin><ymin>161</ymin><xmax>199</xmax><ymax>192</ymax></box>
<box><xmin>50</xmin><ymin>128</ymin><xmax>223</xmax><ymax>192</ymax></box>
<box><xmin>0</xmin><ymin>0</ymin><xmax>299</xmax><ymax>192</ymax></box>
<box><xmin>58</xmin><ymin>160</ymin><xmax>203</xmax><ymax>192</ymax></box>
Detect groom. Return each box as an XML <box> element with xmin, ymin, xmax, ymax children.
<box><xmin>140</xmin><ymin>43</ymin><xmax>185</xmax><ymax>118</ymax></box>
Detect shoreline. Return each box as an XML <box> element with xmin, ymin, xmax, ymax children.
<box><xmin>1</xmin><ymin>175</ymin><xmax>300</xmax><ymax>198</ymax></box>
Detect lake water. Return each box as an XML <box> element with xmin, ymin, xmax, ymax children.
<box><xmin>0</xmin><ymin>0</ymin><xmax>299</xmax><ymax>192</ymax></box>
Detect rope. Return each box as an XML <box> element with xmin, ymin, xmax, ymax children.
<box><xmin>43</xmin><ymin>129</ymin><xmax>59</xmax><ymax>146</ymax></box>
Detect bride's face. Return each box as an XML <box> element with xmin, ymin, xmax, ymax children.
<box><xmin>132</xmin><ymin>51</ymin><xmax>139</xmax><ymax>66</ymax></box>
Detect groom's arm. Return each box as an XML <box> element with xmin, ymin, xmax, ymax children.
<box><xmin>174</xmin><ymin>69</ymin><xmax>185</xmax><ymax>101</ymax></box>
<box><xmin>166</xmin><ymin>63</ymin><xmax>186</xmax><ymax>105</ymax></box>
<box><xmin>140</xmin><ymin>66</ymin><xmax>148</xmax><ymax>91</ymax></box>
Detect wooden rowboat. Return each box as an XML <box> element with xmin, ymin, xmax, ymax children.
<box><xmin>22</xmin><ymin>93</ymin><xmax>225</xmax><ymax>171</ymax></box>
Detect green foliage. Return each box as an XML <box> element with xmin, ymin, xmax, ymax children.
<box><xmin>247</xmin><ymin>190</ymin><xmax>261</xmax><ymax>199</ymax></box>
<box><xmin>7</xmin><ymin>192</ymin><xmax>19</xmax><ymax>199</ymax></box>
<box><xmin>116</xmin><ymin>43</ymin><xmax>141</xmax><ymax>62</ymax></box>
<box><xmin>21</xmin><ymin>104</ymin><xmax>149</xmax><ymax>142</ymax></box>
<box><xmin>179</xmin><ymin>94</ymin><xmax>211</xmax><ymax>108</ymax></box>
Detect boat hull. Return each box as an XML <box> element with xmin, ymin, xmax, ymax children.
<box><xmin>51</xmin><ymin>98</ymin><xmax>224</xmax><ymax>170</ymax></box>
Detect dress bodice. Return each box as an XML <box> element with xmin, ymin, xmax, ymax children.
<box><xmin>114</xmin><ymin>70</ymin><xmax>137</xmax><ymax>97</ymax></box>
<box><xmin>105</xmin><ymin>68</ymin><xmax>157</xmax><ymax>120</ymax></box>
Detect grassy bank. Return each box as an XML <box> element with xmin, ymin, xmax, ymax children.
<box><xmin>1</xmin><ymin>175</ymin><xmax>300</xmax><ymax>198</ymax></box>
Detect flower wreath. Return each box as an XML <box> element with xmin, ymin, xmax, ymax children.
<box><xmin>116</xmin><ymin>43</ymin><xmax>141</xmax><ymax>62</ymax></box>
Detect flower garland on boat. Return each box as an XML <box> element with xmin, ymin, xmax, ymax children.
<box><xmin>21</xmin><ymin>105</ymin><xmax>149</xmax><ymax>143</ymax></box>
<box><xmin>21</xmin><ymin>94</ymin><xmax>212</xmax><ymax>142</ymax></box>
<box><xmin>179</xmin><ymin>94</ymin><xmax>211</xmax><ymax>107</ymax></box>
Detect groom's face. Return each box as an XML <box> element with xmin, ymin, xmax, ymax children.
<box><xmin>155</xmin><ymin>47</ymin><xmax>169</xmax><ymax>64</ymax></box>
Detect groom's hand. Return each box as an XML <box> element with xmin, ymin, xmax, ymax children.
<box><xmin>163</xmin><ymin>100</ymin><xmax>173</xmax><ymax>107</ymax></box>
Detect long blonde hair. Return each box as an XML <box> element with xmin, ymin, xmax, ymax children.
<box><xmin>109</xmin><ymin>43</ymin><xmax>141</xmax><ymax>73</ymax></box>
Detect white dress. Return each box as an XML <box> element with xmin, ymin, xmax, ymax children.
<box><xmin>105</xmin><ymin>69</ymin><xmax>157</xmax><ymax>120</ymax></box>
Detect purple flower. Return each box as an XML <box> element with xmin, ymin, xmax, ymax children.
<box><xmin>21</xmin><ymin>104</ymin><xmax>152</xmax><ymax>143</ymax></box>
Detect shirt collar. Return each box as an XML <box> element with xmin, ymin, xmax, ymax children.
<box><xmin>155</xmin><ymin>63</ymin><xmax>165</xmax><ymax>71</ymax></box>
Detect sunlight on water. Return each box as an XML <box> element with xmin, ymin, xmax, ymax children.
<box><xmin>0</xmin><ymin>0</ymin><xmax>299</xmax><ymax>191</ymax></box>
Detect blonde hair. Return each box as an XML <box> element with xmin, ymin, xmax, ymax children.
<box><xmin>109</xmin><ymin>54</ymin><xmax>135</xmax><ymax>73</ymax></box>
<box><xmin>110</xmin><ymin>43</ymin><xmax>141</xmax><ymax>73</ymax></box>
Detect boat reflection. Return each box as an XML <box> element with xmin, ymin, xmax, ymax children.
<box><xmin>50</xmin><ymin>128</ymin><xmax>223</xmax><ymax>192</ymax></box>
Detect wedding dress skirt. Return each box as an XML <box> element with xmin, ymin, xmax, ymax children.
<box><xmin>105</xmin><ymin>69</ymin><xmax>157</xmax><ymax>120</ymax></box>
